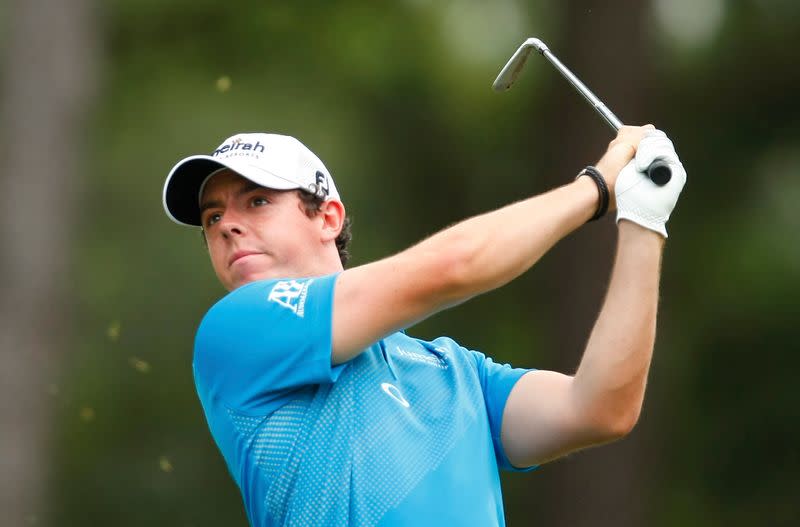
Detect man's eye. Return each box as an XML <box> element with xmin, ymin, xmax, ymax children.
<box><xmin>251</xmin><ymin>196</ymin><xmax>269</xmax><ymax>207</ymax></box>
<box><xmin>205</xmin><ymin>212</ymin><xmax>221</xmax><ymax>227</ymax></box>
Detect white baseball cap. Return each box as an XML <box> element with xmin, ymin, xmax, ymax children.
<box><xmin>163</xmin><ymin>132</ymin><xmax>341</xmax><ymax>226</ymax></box>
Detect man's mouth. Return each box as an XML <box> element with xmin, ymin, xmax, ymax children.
<box><xmin>229</xmin><ymin>250</ymin><xmax>261</xmax><ymax>267</ymax></box>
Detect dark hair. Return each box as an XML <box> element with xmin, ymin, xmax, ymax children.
<box><xmin>200</xmin><ymin>189</ymin><xmax>353</xmax><ymax>267</ymax></box>
<box><xmin>296</xmin><ymin>190</ymin><xmax>352</xmax><ymax>267</ymax></box>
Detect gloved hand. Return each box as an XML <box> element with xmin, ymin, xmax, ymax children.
<box><xmin>615</xmin><ymin>130</ymin><xmax>687</xmax><ymax>237</ymax></box>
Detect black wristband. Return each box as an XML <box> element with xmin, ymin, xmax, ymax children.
<box><xmin>576</xmin><ymin>165</ymin><xmax>609</xmax><ymax>222</ymax></box>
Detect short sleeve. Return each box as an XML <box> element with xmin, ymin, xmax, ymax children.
<box><xmin>193</xmin><ymin>274</ymin><xmax>345</xmax><ymax>413</ymax></box>
<box><xmin>470</xmin><ymin>350</ymin><xmax>538</xmax><ymax>472</ymax></box>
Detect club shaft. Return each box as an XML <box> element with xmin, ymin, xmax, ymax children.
<box><xmin>540</xmin><ymin>49</ymin><xmax>623</xmax><ymax>131</ymax></box>
<box><xmin>539</xmin><ymin>46</ymin><xmax>672</xmax><ymax>185</ymax></box>
<box><xmin>494</xmin><ymin>38</ymin><xmax>672</xmax><ymax>186</ymax></box>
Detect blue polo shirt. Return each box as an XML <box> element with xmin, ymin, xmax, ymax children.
<box><xmin>193</xmin><ymin>274</ymin><xmax>533</xmax><ymax>527</ymax></box>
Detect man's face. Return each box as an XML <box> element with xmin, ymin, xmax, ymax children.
<box><xmin>199</xmin><ymin>170</ymin><xmax>325</xmax><ymax>290</ymax></box>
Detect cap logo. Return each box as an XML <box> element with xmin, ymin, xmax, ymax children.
<box><xmin>314</xmin><ymin>171</ymin><xmax>330</xmax><ymax>198</ymax></box>
<box><xmin>212</xmin><ymin>139</ymin><xmax>265</xmax><ymax>157</ymax></box>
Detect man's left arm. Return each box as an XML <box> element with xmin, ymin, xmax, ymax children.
<box><xmin>501</xmin><ymin>222</ymin><xmax>663</xmax><ymax>467</ymax></box>
<box><xmin>500</xmin><ymin>130</ymin><xmax>687</xmax><ymax>468</ymax></box>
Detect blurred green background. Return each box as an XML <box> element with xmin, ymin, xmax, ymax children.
<box><xmin>1</xmin><ymin>0</ymin><xmax>798</xmax><ymax>526</ymax></box>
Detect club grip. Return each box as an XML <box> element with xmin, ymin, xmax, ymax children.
<box><xmin>647</xmin><ymin>159</ymin><xmax>672</xmax><ymax>186</ymax></box>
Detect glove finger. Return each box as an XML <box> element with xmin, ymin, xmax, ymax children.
<box><xmin>615</xmin><ymin>159</ymin><xmax>646</xmax><ymax>195</ymax></box>
<box><xmin>635</xmin><ymin>135</ymin><xmax>677</xmax><ymax>172</ymax></box>
<box><xmin>666</xmin><ymin>160</ymin><xmax>688</xmax><ymax>189</ymax></box>
<box><xmin>644</xmin><ymin>129</ymin><xmax>668</xmax><ymax>141</ymax></box>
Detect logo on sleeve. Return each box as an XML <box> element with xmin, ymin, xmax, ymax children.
<box><xmin>268</xmin><ymin>279</ymin><xmax>314</xmax><ymax>317</ymax></box>
<box><xmin>396</xmin><ymin>347</ymin><xmax>448</xmax><ymax>369</ymax></box>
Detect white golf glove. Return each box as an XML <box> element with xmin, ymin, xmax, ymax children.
<box><xmin>616</xmin><ymin>129</ymin><xmax>687</xmax><ymax>238</ymax></box>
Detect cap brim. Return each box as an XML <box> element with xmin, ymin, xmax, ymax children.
<box><xmin>163</xmin><ymin>155</ymin><xmax>305</xmax><ymax>226</ymax></box>
<box><xmin>163</xmin><ymin>156</ymin><xmax>228</xmax><ymax>226</ymax></box>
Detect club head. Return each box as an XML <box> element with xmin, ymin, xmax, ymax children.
<box><xmin>492</xmin><ymin>38</ymin><xmax>549</xmax><ymax>92</ymax></box>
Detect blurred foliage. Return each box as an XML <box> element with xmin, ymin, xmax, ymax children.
<box><xmin>45</xmin><ymin>0</ymin><xmax>800</xmax><ymax>525</ymax></box>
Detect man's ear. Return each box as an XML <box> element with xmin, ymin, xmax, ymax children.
<box><xmin>319</xmin><ymin>199</ymin><xmax>345</xmax><ymax>242</ymax></box>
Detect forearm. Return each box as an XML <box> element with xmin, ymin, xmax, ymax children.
<box><xmin>572</xmin><ymin>220</ymin><xmax>665</xmax><ymax>436</ymax></box>
<box><xmin>409</xmin><ymin>132</ymin><xmax>646</xmax><ymax>303</ymax></box>
<box><xmin>333</xmin><ymin>176</ymin><xmax>601</xmax><ymax>362</ymax></box>
<box><xmin>413</xmin><ymin>176</ymin><xmax>599</xmax><ymax>301</ymax></box>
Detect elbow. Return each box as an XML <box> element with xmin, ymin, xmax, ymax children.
<box><xmin>574</xmin><ymin>367</ymin><xmax>650</xmax><ymax>443</ymax></box>
<box><xmin>606</xmin><ymin>407</ymin><xmax>641</xmax><ymax>440</ymax></box>
<box><xmin>587</xmin><ymin>402</ymin><xmax>642</xmax><ymax>443</ymax></box>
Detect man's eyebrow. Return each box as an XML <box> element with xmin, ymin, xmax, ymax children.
<box><xmin>238</xmin><ymin>181</ymin><xmax>268</xmax><ymax>197</ymax></box>
<box><xmin>199</xmin><ymin>199</ymin><xmax>221</xmax><ymax>216</ymax></box>
<box><xmin>199</xmin><ymin>181</ymin><xmax>271</xmax><ymax>215</ymax></box>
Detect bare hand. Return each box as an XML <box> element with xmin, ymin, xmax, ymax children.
<box><xmin>595</xmin><ymin>125</ymin><xmax>655</xmax><ymax>211</ymax></box>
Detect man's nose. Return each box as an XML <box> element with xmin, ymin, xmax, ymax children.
<box><xmin>220</xmin><ymin>213</ymin><xmax>246</xmax><ymax>239</ymax></box>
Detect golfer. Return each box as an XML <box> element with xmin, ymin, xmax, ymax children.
<box><xmin>162</xmin><ymin>125</ymin><xmax>686</xmax><ymax>526</ymax></box>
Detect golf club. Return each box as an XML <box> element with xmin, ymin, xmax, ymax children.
<box><xmin>494</xmin><ymin>38</ymin><xmax>672</xmax><ymax>186</ymax></box>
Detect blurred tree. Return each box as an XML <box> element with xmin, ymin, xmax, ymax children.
<box><xmin>500</xmin><ymin>1</ymin><xmax>658</xmax><ymax>525</ymax></box>
<box><xmin>0</xmin><ymin>0</ymin><xmax>98</xmax><ymax>525</ymax></box>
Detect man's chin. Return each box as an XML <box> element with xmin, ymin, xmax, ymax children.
<box><xmin>228</xmin><ymin>269</ymin><xmax>280</xmax><ymax>290</ymax></box>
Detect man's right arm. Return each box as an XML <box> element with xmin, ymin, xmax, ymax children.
<box><xmin>331</xmin><ymin>126</ymin><xmax>650</xmax><ymax>364</ymax></box>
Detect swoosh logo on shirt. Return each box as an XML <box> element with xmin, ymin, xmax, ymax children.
<box><xmin>381</xmin><ymin>383</ymin><xmax>410</xmax><ymax>408</ymax></box>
